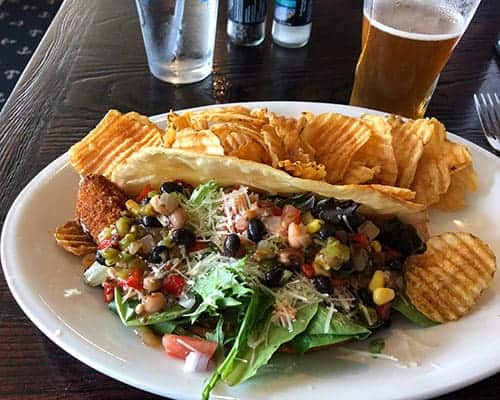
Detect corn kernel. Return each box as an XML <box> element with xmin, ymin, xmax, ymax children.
<box><xmin>306</xmin><ymin>219</ymin><xmax>323</xmax><ymax>234</ymax></box>
<box><xmin>125</xmin><ymin>199</ymin><xmax>141</xmax><ymax>215</ymax></box>
<box><xmin>373</xmin><ymin>287</ymin><xmax>395</xmax><ymax>305</ymax></box>
<box><xmin>141</xmin><ymin>203</ymin><xmax>156</xmax><ymax>217</ymax></box>
<box><xmin>371</xmin><ymin>240</ymin><xmax>382</xmax><ymax>252</ymax></box>
<box><xmin>368</xmin><ymin>270</ymin><xmax>385</xmax><ymax>292</ymax></box>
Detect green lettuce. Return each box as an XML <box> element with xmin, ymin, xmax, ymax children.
<box><xmin>392</xmin><ymin>293</ymin><xmax>440</xmax><ymax>327</ymax></box>
<box><xmin>291</xmin><ymin>305</ymin><xmax>371</xmax><ymax>353</ymax></box>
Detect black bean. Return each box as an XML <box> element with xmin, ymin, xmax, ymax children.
<box><xmin>313</xmin><ymin>276</ymin><xmax>333</xmax><ymax>295</ymax></box>
<box><xmin>140</xmin><ymin>196</ymin><xmax>150</xmax><ymax>206</ymax></box>
<box><xmin>223</xmin><ymin>234</ymin><xmax>241</xmax><ymax>257</ymax></box>
<box><xmin>357</xmin><ymin>287</ymin><xmax>373</xmax><ymax>305</ymax></box>
<box><xmin>247</xmin><ymin>218</ymin><xmax>266</xmax><ymax>242</ymax></box>
<box><xmin>172</xmin><ymin>228</ymin><xmax>196</xmax><ymax>247</ymax></box>
<box><xmin>387</xmin><ymin>259</ymin><xmax>402</xmax><ymax>271</ymax></box>
<box><xmin>140</xmin><ymin>216</ymin><xmax>162</xmax><ymax>227</ymax></box>
<box><xmin>318</xmin><ymin>223</ymin><xmax>337</xmax><ymax>240</ymax></box>
<box><xmin>149</xmin><ymin>245</ymin><xmax>168</xmax><ymax>264</ymax></box>
<box><xmin>96</xmin><ymin>251</ymin><xmax>106</xmax><ymax>265</ymax></box>
<box><xmin>379</xmin><ymin>218</ymin><xmax>425</xmax><ymax>257</ymax></box>
<box><xmin>262</xmin><ymin>267</ymin><xmax>284</xmax><ymax>288</ymax></box>
<box><xmin>160</xmin><ymin>181</ymin><xmax>183</xmax><ymax>194</ymax></box>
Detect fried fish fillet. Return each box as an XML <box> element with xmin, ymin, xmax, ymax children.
<box><xmin>75</xmin><ymin>175</ymin><xmax>127</xmax><ymax>242</ymax></box>
<box><xmin>405</xmin><ymin>232</ymin><xmax>496</xmax><ymax>322</ymax></box>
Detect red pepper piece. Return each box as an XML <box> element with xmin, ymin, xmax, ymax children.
<box><xmin>163</xmin><ymin>274</ymin><xmax>186</xmax><ymax>297</ymax></box>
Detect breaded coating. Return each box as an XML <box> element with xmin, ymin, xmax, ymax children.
<box><xmin>75</xmin><ymin>175</ymin><xmax>127</xmax><ymax>242</ymax></box>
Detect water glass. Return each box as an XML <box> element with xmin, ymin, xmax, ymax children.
<box><xmin>135</xmin><ymin>0</ymin><xmax>219</xmax><ymax>84</ymax></box>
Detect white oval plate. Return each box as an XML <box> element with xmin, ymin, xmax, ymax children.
<box><xmin>2</xmin><ymin>102</ymin><xmax>499</xmax><ymax>400</ymax></box>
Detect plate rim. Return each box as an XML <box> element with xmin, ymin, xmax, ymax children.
<box><xmin>2</xmin><ymin>101</ymin><xmax>499</xmax><ymax>400</ymax></box>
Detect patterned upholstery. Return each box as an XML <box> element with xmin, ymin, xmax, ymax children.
<box><xmin>0</xmin><ymin>0</ymin><xmax>62</xmax><ymax>110</ymax></box>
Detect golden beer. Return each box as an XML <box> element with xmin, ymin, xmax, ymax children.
<box><xmin>350</xmin><ymin>0</ymin><xmax>464</xmax><ymax>118</ymax></box>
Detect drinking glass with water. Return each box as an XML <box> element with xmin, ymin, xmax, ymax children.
<box><xmin>135</xmin><ymin>0</ymin><xmax>219</xmax><ymax>84</ymax></box>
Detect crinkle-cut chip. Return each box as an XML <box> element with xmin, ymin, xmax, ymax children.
<box><xmin>300</xmin><ymin>113</ymin><xmax>372</xmax><ymax>184</ymax></box>
<box><xmin>277</xmin><ymin>160</ymin><xmax>327</xmax><ymax>180</ymax></box>
<box><xmin>342</xmin><ymin>163</ymin><xmax>380</xmax><ymax>184</ymax></box>
<box><xmin>171</xmin><ymin>129</ymin><xmax>225</xmax><ymax>155</ymax></box>
<box><xmin>356</xmin><ymin>115</ymin><xmax>398</xmax><ymax>185</ymax></box>
<box><xmin>112</xmin><ymin>148</ymin><xmax>428</xmax><ymax>236</ymax></box>
<box><xmin>405</xmin><ymin>232</ymin><xmax>496</xmax><ymax>322</ymax></box>
<box><xmin>443</xmin><ymin>140</ymin><xmax>473</xmax><ymax>174</ymax></box>
<box><xmin>69</xmin><ymin>110</ymin><xmax>163</xmax><ymax>178</ymax></box>
<box><xmin>55</xmin><ymin>221</ymin><xmax>97</xmax><ymax>256</ymax></box>
<box><xmin>267</xmin><ymin>112</ymin><xmax>312</xmax><ymax>163</ymax></box>
<box><xmin>209</xmin><ymin>122</ymin><xmax>261</xmax><ymax>145</ymax></box>
<box><xmin>261</xmin><ymin>126</ymin><xmax>287</xmax><ymax>166</ymax></box>
<box><xmin>231</xmin><ymin>142</ymin><xmax>269</xmax><ymax>163</ymax></box>
<box><xmin>389</xmin><ymin>117</ymin><xmax>425</xmax><ymax>188</ymax></box>
<box><xmin>189</xmin><ymin>106</ymin><xmax>267</xmax><ymax>129</ymax></box>
<box><xmin>369</xmin><ymin>184</ymin><xmax>416</xmax><ymax>201</ymax></box>
<box><xmin>411</xmin><ymin>119</ymin><xmax>451</xmax><ymax>206</ymax></box>
<box><xmin>435</xmin><ymin>165</ymin><xmax>478</xmax><ymax>211</ymax></box>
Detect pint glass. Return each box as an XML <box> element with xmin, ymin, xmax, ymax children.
<box><xmin>350</xmin><ymin>0</ymin><xmax>482</xmax><ymax>118</ymax></box>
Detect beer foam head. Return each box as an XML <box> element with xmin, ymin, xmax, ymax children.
<box><xmin>365</xmin><ymin>0</ymin><xmax>465</xmax><ymax>41</ymax></box>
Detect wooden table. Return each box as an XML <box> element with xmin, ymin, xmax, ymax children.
<box><xmin>0</xmin><ymin>0</ymin><xmax>498</xmax><ymax>399</ymax></box>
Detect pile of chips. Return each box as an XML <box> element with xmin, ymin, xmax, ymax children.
<box><xmin>166</xmin><ymin>107</ymin><xmax>477</xmax><ymax>209</ymax></box>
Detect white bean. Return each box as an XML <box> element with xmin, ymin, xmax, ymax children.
<box><xmin>142</xmin><ymin>292</ymin><xmax>167</xmax><ymax>313</ymax></box>
<box><xmin>169</xmin><ymin>207</ymin><xmax>186</xmax><ymax>229</ymax></box>
<box><xmin>143</xmin><ymin>276</ymin><xmax>162</xmax><ymax>291</ymax></box>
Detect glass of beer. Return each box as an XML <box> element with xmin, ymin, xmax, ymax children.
<box><xmin>350</xmin><ymin>0</ymin><xmax>482</xmax><ymax>118</ymax></box>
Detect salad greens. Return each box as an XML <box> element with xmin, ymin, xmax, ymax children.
<box><xmin>392</xmin><ymin>293</ymin><xmax>440</xmax><ymax>327</ymax></box>
<box><xmin>292</xmin><ymin>305</ymin><xmax>371</xmax><ymax>353</ymax></box>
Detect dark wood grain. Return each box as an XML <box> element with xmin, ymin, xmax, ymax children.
<box><xmin>0</xmin><ymin>0</ymin><xmax>498</xmax><ymax>399</ymax></box>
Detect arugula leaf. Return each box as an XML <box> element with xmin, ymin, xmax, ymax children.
<box><xmin>113</xmin><ymin>287</ymin><xmax>187</xmax><ymax>327</ymax></box>
<box><xmin>188</xmin><ymin>181</ymin><xmax>220</xmax><ymax>205</ymax></box>
<box><xmin>291</xmin><ymin>306</ymin><xmax>371</xmax><ymax>353</ymax></box>
<box><xmin>223</xmin><ymin>302</ymin><xmax>319</xmax><ymax>386</ymax></box>
<box><xmin>149</xmin><ymin>321</ymin><xmax>177</xmax><ymax>335</ymax></box>
<box><xmin>188</xmin><ymin>256</ymin><xmax>252</xmax><ymax>322</ymax></box>
<box><xmin>202</xmin><ymin>291</ymin><xmax>263</xmax><ymax>400</ymax></box>
<box><xmin>392</xmin><ymin>293</ymin><xmax>440</xmax><ymax>327</ymax></box>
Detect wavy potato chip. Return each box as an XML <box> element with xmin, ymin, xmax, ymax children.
<box><xmin>389</xmin><ymin>117</ymin><xmax>425</xmax><ymax>189</ymax></box>
<box><xmin>112</xmin><ymin>148</ymin><xmax>428</xmax><ymax>236</ymax></box>
<box><xmin>300</xmin><ymin>113</ymin><xmax>372</xmax><ymax>184</ymax></box>
<box><xmin>348</xmin><ymin>114</ymin><xmax>398</xmax><ymax>185</ymax></box>
<box><xmin>171</xmin><ymin>129</ymin><xmax>225</xmax><ymax>155</ymax></box>
<box><xmin>55</xmin><ymin>221</ymin><xmax>96</xmax><ymax>256</ymax></box>
<box><xmin>277</xmin><ymin>160</ymin><xmax>327</xmax><ymax>180</ymax></box>
<box><xmin>261</xmin><ymin>126</ymin><xmax>287</xmax><ymax>166</ymax></box>
<box><xmin>69</xmin><ymin>110</ymin><xmax>163</xmax><ymax>178</ymax></box>
<box><xmin>342</xmin><ymin>163</ymin><xmax>380</xmax><ymax>184</ymax></box>
<box><xmin>411</xmin><ymin>119</ymin><xmax>451</xmax><ymax>206</ymax></box>
<box><xmin>405</xmin><ymin>232</ymin><xmax>496</xmax><ymax>322</ymax></box>
<box><xmin>443</xmin><ymin>140</ymin><xmax>473</xmax><ymax>174</ymax></box>
<box><xmin>435</xmin><ymin>165</ymin><xmax>478</xmax><ymax>211</ymax></box>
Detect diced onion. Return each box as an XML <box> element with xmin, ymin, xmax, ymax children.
<box><xmin>140</xmin><ymin>235</ymin><xmax>155</xmax><ymax>254</ymax></box>
<box><xmin>358</xmin><ymin>221</ymin><xmax>380</xmax><ymax>240</ymax></box>
<box><xmin>183</xmin><ymin>351</ymin><xmax>210</xmax><ymax>373</ymax></box>
<box><xmin>178</xmin><ymin>293</ymin><xmax>196</xmax><ymax>310</ymax></box>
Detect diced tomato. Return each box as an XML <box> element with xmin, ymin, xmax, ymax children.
<box><xmin>163</xmin><ymin>274</ymin><xmax>186</xmax><ymax>297</ymax></box>
<box><xmin>125</xmin><ymin>268</ymin><xmax>143</xmax><ymax>290</ymax></box>
<box><xmin>272</xmin><ymin>205</ymin><xmax>283</xmax><ymax>216</ymax></box>
<box><xmin>162</xmin><ymin>334</ymin><xmax>218</xmax><ymax>360</ymax></box>
<box><xmin>103</xmin><ymin>282</ymin><xmax>115</xmax><ymax>303</ymax></box>
<box><xmin>188</xmin><ymin>241</ymin><xmax>209</xmax><ymax>253</ymax></box>
<box><xmin>301</xmin><ymin>263</ymin><xmax>315</xmax><ymax>278</ymax></box>
<box><xmin>376</xmin><ymin>303</ymin><xmax>392</xmax><ymax>321</ymax></box>
<box><xmin>97</xmin><ymin>237</ymin><xmax>119</xmax><ymax>250</ymax></box>
<box><xmin>281</xmin><ymin>205</ymin><xmax>301</xmax><ymax>228</ymax></box>
<box><xmin>136</xmin><ymin>185</ymin><xmax>152</xmax><ymax>203</ymax></box>
<box><xmin>349</xmin><ymin>233</ymin><xmax>370</xmax><ymax>247</ymax></box>
<box><xmin>330</xmin><ymin>276</ymin><xmax>346</xmax><ymax>287</ymax></box>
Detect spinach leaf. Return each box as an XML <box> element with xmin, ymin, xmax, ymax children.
<box><xmin>392</xmin><ymin>293</ymin><xmax>440</xmax><ymax>327</ymax></box>
<box><xmin>113</xmin><ymin>287</ymin><xmax>187</xmax><ymax>327</ymax></box>
<box><xmin>202</xmin><ymin>291</ymin><xmax>263</xmax><ymax>400</ymax></box>
<box><xmin>291</xmin><ymin>305</ymin><xmax>371</xmax><ymax>353</ymax></box>
<box><xmin>150</xmin><ymin>321</ymin><xmax>177</xmax><ymax>335</ymax></box>
<box><xmin>223</xmin><ymin>302</ymin><xmax>319</xmax><ymax>386</ymax></box>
